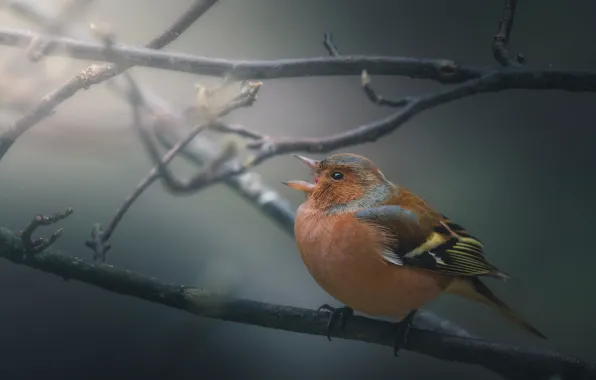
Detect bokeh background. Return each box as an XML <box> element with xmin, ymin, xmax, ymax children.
<box><xmin>0</xmin><ymin>0</ymin><xmax>595</xmax><ymax>379</ymax></box>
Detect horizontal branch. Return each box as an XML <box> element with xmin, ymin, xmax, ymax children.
<box><xmin>0</xmin><ymin>227</ymin><xmax>593</xmax><ymax>380</ymax></box>
<box><xmin>0</xmin><ymin>27</ymin><xmax>481</xmax><ymax>83</ymax></box>
<box><xmin>0</xmin><ymin>28</ymin><xmax>593</xmax><ymax>92</ymax></box>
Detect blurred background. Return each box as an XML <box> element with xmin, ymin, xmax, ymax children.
<box><xmin>0</xmin><ymin>0</ymin><xmax>595</xmax><ymax>379</ymax></box>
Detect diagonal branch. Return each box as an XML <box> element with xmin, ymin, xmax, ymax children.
<box><xmin>0</xmin><ymin>0</ymin><xmax>219</xmax><ymax>162</ymax></box>
<box><xmin>0</xmin><ymin>227</ymin><xmax>594</xmax><ymax>380</ymax></box>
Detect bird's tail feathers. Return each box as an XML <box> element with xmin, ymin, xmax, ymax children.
<box><xmin>487</xmin><ymin>269</ymin><xmax>512</xmax><ymax>281</ymax></box>
<box><xmin>445</xmin><ymin>277</ymin><xmax>546</xmax><ymax>339</ymax></box>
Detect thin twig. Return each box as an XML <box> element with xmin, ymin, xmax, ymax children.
<box><xmin>209</xmin><ymin>122</ymin><xmax>268</xmax><ymax>140</ymax></box>
<box><xmin>18</xmin><ymin>208</ymin><xmax>74</xmax><ymax>253</ymax></box>
<box><xmin>0</xmin><ymin>227</ymin><xmax>594</xmax><ymax>380</ymax></box>
<box><xmin>323</xmin><ymin>36</ymin><xmax>413</xmax><ymax>108</ymax></box>
<box><xmin>323</xmin><ymin>32</ymin><xmax>339</xmax><ymax>56</ymax></box>
<box><xmin>361</xmin><ymin>71</ymin><xmax>413</xmax><ymax>107</ymax></box>
<box><xmin>0</xmin><ymin>0</ymin><xmax>219</xmax><ymax>161</ymax></box>
<box><xmin>85</xmin><ymin>223</ymin><xmax>111</xmax><ymax>262</ymax></box>
<box><xmin>493</xmin><ymin>0</ymin><xmax>523</xmax><ymax>66</ymax></box>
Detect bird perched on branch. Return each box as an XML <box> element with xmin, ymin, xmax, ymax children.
<box><xmin>283</xmin><ymin>153</ymin><xmax>545</xmax><ymax>355</ymax></box>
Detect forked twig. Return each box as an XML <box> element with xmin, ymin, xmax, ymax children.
<box><xmin>18</xmin><ymin>208</ymin><xmax>74</xmax><ymax>253</ymax></box>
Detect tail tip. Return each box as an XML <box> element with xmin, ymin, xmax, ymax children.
<box><xmin>531</xmin><ymin>327</ymin><xmax>548</xmax><ymax>340</ymax></box>
<box><xmin>492</xmin><ymin>270</ymin><xmax>512</xmax><ymax>281</ymax></box>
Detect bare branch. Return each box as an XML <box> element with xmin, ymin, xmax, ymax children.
<box><xmin>323</xmin><ymin>32</ymin><xmax>339</xmax><ymax>56</ymax></box>
<box><xmin>493</xmin><ymin>0</ymin><xmax>523</xmax><ymax>66</ymax></box>
<box><xmin>84</xmin><ymin>223</ymin><xmax>111</xmax><ymax>262</ymax></box>
<box><xmin>209</xmin><ymin>122</ymin><xmax>268</xmax><ymax>140</ymax></box>
<box><xmin>360</xmin><ymin>70</ymin><xmax>413</xmax><ymax>107</ymax></box>
<box><xmin>18</xmin><ymin>208</ymin><xmax>74</xmax><ymax>253</ymax></box>
<box><xmin>321</xmin><ymin>35</ymin><xmax>411</xmax><ymax>108</ymax></box>
<box><xmin>0</xmin><ymin>0</ymin><xmax>219</xmax><ymax>162</ymax></box>
<box><xmin>0</xmin><ymin>227</ymin><xmax>594</xmax><ymax>380</ymax></box>
<box><xmin>145</xmin><ymin>0</ymin><xmax>218</xmax><ymax>50</ymax></box>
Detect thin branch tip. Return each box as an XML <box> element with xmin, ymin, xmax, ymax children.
<box><xmin>493</xmin><ymin>0</ymin><xmax>522</xmax><ymax>67</ymax></box>
<box><xmin>323</xmin><ymin>31</ymin><xmax>339</xmax><ymax>56</ymax></box>
<box><xmin>19</xmin><ymin>207</ymin><xmax>74</xmax><ymax>253</ymax></box>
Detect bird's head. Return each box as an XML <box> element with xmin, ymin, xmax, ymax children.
<box><xmin>283</xmin><ymin>153</ymin><xmax>390</xmax><ymax>209</ymax></box>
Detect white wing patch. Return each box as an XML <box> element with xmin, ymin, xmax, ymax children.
<box><xmin>428</xmin><ymin>250</ymin><xmax>446</xmax><ymax>265</ymax></box>
<box><xmin>381</xmin><ymin>248</ymin><xmax>403</xmax><ymax>266</ymax></box>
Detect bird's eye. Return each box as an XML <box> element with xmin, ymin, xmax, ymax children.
<box><xmin>331</xmin><ymin>172</ymin><xmax>344</xmax><ymax>180</ymax></box>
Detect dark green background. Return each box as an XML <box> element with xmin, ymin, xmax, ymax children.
<box><xmin>0</xmin><ymin>1</ymin><xmax>594</xmax><ymax>379</ymax></box>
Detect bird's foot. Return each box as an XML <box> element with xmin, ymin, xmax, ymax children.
<box><xmin>392</xmin><ymin>309</ymin><xmax>417</xmax><ymax>356</ymax></box>
<box><xmin>317</xmin><ymin>304</ymin><xmax>353</xmax><ymax>341</ymax></box>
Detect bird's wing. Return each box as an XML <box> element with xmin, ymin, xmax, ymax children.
<box><xmin>354</xmin><ymin>206</ymin><xmax>509</xmax><ymax>279</ymax></box>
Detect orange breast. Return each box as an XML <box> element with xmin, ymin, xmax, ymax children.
<box><xmin>294</xmin><ymin>204</ymin><xmax>450</xmax><ymax>320</ymax></box>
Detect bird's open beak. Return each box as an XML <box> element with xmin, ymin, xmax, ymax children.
<box><xmin>282</xmin><ymin>154</ymin><xmax>319</xmax><ymax>193</ymax></box>
<box><xmin>281</xmin><ymin>180</ymin><xmax>315</xmax><ymax>193</ymax></box>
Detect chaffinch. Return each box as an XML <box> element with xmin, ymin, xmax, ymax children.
<box><xmin>283</xmin><ymin>153</ymin><xmax>545</xmax><ymax>355</ymax></box>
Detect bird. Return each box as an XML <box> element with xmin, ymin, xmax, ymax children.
<box><xmin>282</xmin><ymin>152</ymin><xmax>545</xmax><ymax>355</ymax></box>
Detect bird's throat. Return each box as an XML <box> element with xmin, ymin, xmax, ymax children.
<box><xmin>325</xmin><ymin>181</ymin><xmax>393</xmax><ymax>215</ymax></box>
